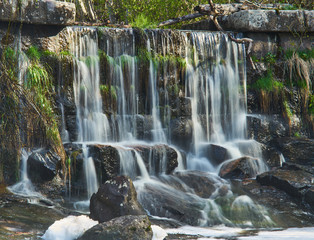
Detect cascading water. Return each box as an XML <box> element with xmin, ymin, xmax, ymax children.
<box><xmin>64</xmin><ymin>27</ymin><xmax>270</xmax><ymax>227</ymax></box>
<box><xmin>69</xmin><ymin>27</ymin><xmax>110</xmax><ymax>143</ymax></box>
<box><xmin>68</xmin><ymin>27</ymin><xmax>104</xmax><ymax>206</ymax></box>
<box><xmin>7</xmin><ymin>149</ymin><xmax>42</xmax><ymax>198</ymax></box>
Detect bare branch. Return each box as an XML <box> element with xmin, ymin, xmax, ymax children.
<box><xmin>157</xmin><ymin>13</ymin><xmax>204</xmax><ymax>28</ymax></box>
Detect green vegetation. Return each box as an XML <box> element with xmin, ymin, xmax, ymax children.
<box><xmin>252</xmin><ymin>70</ymin><xmax>283</xmax><ymax>92</ymax></box>
<box><xmin>100</xmin><ymin>84</ymin><xmax>117</xmax><ymax>100</ymax></box>
<box><xmin>26</xmin><ymin>46</ymin><xmax>41</xmax><ymax>62</ymax></box>
<box><xmin>283</xmin><ymin>100</ymin><xmax>293</xmax><ymax>118</ymax></box>
<box><xmin>130</xmin><ymin>14</ymin><xmax>157</xmax><ymax>29</ymax></box>
<box><xmin>91</xmin><ymin>0</ymin><xmax>312</xmax><ymax>28</ymax></box>
<box><xmin>25</xmin><ymin>46</ymin><xmax>60</xmax><ymax>145</ymax></box>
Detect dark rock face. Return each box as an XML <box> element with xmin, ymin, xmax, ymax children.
<box><xmin>89</xmin><ymin>176</ymin><xmax>145</xmax><ymax>223</ymax></box>
<box><xmin>170</xmin><ymin>117</ymin><xmax>193</xmax><ymax>150</ymax></box>
<box><xmin>27</xmin><ymin>149</ymin><xmax>61</xmax><ymax>183</ymax></box>
<box><xmin>271</xmin><ymin>138</ymin><xmax>314</xmax><ymax>165</ymax></box>
<box><xmin>88</xmin><ymin>144</ymin><xmax>120</xmax><ymax>183</ymax></box>
<box><xmin>78</xmin><ymin>215</ymin><xmax>152</xmax><ymax>240</ymax></box>
<box><xmin>261</xmin><ymin>145</ymin><xmax>283</xmax><ymax>168</ymax></box>
<box><xmin>219</xmin><ymin>156</ymin><xmax>264</xmax><ymax>179</ymax></box>
<box><xmin>129</xmin><ymin>144</ymin><xmax>178</xmax><ymax>175</ymax></box>
<box><xmin>247</xmin><ymin>115</ymin><xmax>288</xmax><ymax>144</ymax></box>
<box><xmin>256</xmin><ymin>163</ymin><xmax>314</xmax><ymax>209</ymax></box>
<box><xmin>199</xmin><ymin>144</ymin><xmax>230</xmax><ymax>166</ymax></box>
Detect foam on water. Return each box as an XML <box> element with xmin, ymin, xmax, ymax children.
<box><xmin>42</xmin><ymin>215</ymin><xmax>98</xmax><ymax>240</ymax></box>
<box><xmin>152</xmin><ymin>225</ymin><xmax>168</xmax><ymax>240</ymax></box>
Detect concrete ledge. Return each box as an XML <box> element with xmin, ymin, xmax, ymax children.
<box><xmin>0</xmin><ymin>0</ymin><xmax>76</xmax><ymax>25</ymax></box>
<box><xmin>182</xmin><ymin>10</ymin><xmax>314</xmax><ymax>33</ymax></box>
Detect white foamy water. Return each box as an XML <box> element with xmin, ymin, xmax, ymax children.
<box><xmin>238</xmin><ymin>227</ymin><xmax>314</xmax><ymax>240</ymax></box>
<box><xmin>165</xmin><ymin>226</ymin><xmax>314</xmax><ymax>240</ymax></box>
<box><xmin>42</xmin><ymin>215</ymin><xmax>98</xmax><ymax>240</ymax></box>
<box><xmin>152</xmin><ymin>225</ymin><xmax>168</xmax><ymax>240</ymax></box>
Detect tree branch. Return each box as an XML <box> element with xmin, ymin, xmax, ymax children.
<box><xmin>157</xmin><ymin>13</ymin><xmax>204</xmax><ymax>28</ymax></box>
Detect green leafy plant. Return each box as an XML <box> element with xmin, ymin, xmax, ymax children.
<box><xmin>131</xmin><ymin>14</ymin><xmax>157</xmax><ymax>29</ymax></box>
<box><xmin>26</xmin><ymin>46</ymin><xmax>41</xmax><ymax>62</ymax></box>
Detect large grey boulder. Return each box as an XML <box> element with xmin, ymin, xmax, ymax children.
<box><xmin>89</xmin><ymin>176</ymin><xmax>145</xmax><ymax>223</ymax></box>
<box><xmin>78</xmin><ymin>215</ymin><xmax>153</xmax><ymax>240</ymax></box>
<box><xmin>0</xmin><ymin>0</ymin><xmax>75</xmax><ymax>25</ymax></box>
<box><xmin>219</xmin><ymin>156</ymin><xmax>266</xmax><ymax>179</ymax></box>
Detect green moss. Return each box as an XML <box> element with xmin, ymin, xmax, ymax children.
<box><xmin>41</xmin><ymin>50</ymin><xmax>56</xmax><ymax>57</ymax></box>
<box><xmin>60</xmin><ymin>50</ymin><xmax>71</xmax><ymax>57</ymax></box>
<box><xmin>283</xmin><ymin>100</ymin><xmax>293</xmax><ymax>118</ymax></box>
<box><xmin>100</xmin><ymin>84</ymin><xmax>109</xmax><ymax>94</ymax></box>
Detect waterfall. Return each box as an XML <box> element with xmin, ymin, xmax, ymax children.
<box><xmin>7</xmin><ymin>149</ymin><xmax>42</xmax><ymax>198</ymax></box>
<box><xmin>64</xmin><ymin>27</ymin><xmax>269</xmax><ymax>225</ymax></box>
<box><xmin>68</xmin><ymin>27</ymin><xmax>104</xmax><ymax>203</ymax></box>
<box><xmin>69</xmin><ymin>27</ymin><xmax>110</xmax><ymax>143</ymax></box>
<box><xmin>146</xmin><ymin>32</ymin><xmax>167</xmax><ymax>143</ymax></box>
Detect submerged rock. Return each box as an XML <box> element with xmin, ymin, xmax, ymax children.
<box><xmin>173</xmin><ymin>170</ymin><xmax>230</xmax><ymax>198</ymax></box>
<box><xmin>78</xmin><ymin>215</ymin><xmax>153</xmax><ymax>240</ymax></box>
<box><xmin>219</xmin><ymin>156</ymin><xmax>264</xmax><ymax>179</ymax></box>
<box><xmin>27</xmin><ymin>149</ymin><xmax>61</xmax><ymax>183</ymax></box>
<box><xmin>89</xmin><ymin>176</ymin><xmax>145</xmax><ymax>223</ymax></box>
<box><xmin>232</xmin><ymin>179</ymin><xmax>314</xmax><ymax>227</ymax></box>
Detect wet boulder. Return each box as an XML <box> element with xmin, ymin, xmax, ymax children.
<box><xmin>261</xmin><ymin>144</ymin><xmax>283</xmax><ymax>168</ymax></box>
<box><xmin>78</xmin><ymin>215</ymin><xmax>153</xmax><ymax>240</ymax></box>
<box><xmin>170</xmin><ymin>117</ymin><xmax>193</xmax><ymax>151</ymax></box>
<box><xmin>88</xmin><ymin>144</ymin><xmax>120</xmax><ymax>183</ymax></box>
<box><xmin>27</xmin><ymin>149</ymin><xmax>61</xmax><ymax>183</ymax></box>
<box><xmin>173</xmin><ymin>170</ymin><xmax>230</xmax><ymax>198</ymax></box>
<box><xmin>256</xmin><ymin>163</ymin><xmax>314</xmax><ymax>208</ymax></box>
<box><xmin>219</xmin><ymin>156</ymin><xmax>265</xmax><ymax>179</ymax></box>
<box><xmin>270</xmin><ymin>137</ymin><xmax>314</xmax><ymax>165</ymax></box>
<box><xmin>199</xmin><ymin>144</ymin><xmax>230</xmax><ymax>166</ymax></box>
<box><xmin>89</xmin><ymin>176</ymin><xmax>145</xmax><ymax>223</ymax></box>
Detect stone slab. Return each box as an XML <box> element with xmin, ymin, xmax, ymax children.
<box><xmin>0</xmin><ymin>0</ymin><xmax>75</xmax><ymax>25</ymax></box>
<box><xmin>182</xmin><ymin>10</ymin><xmax>314</xmax><ymax>33</ymax></box>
